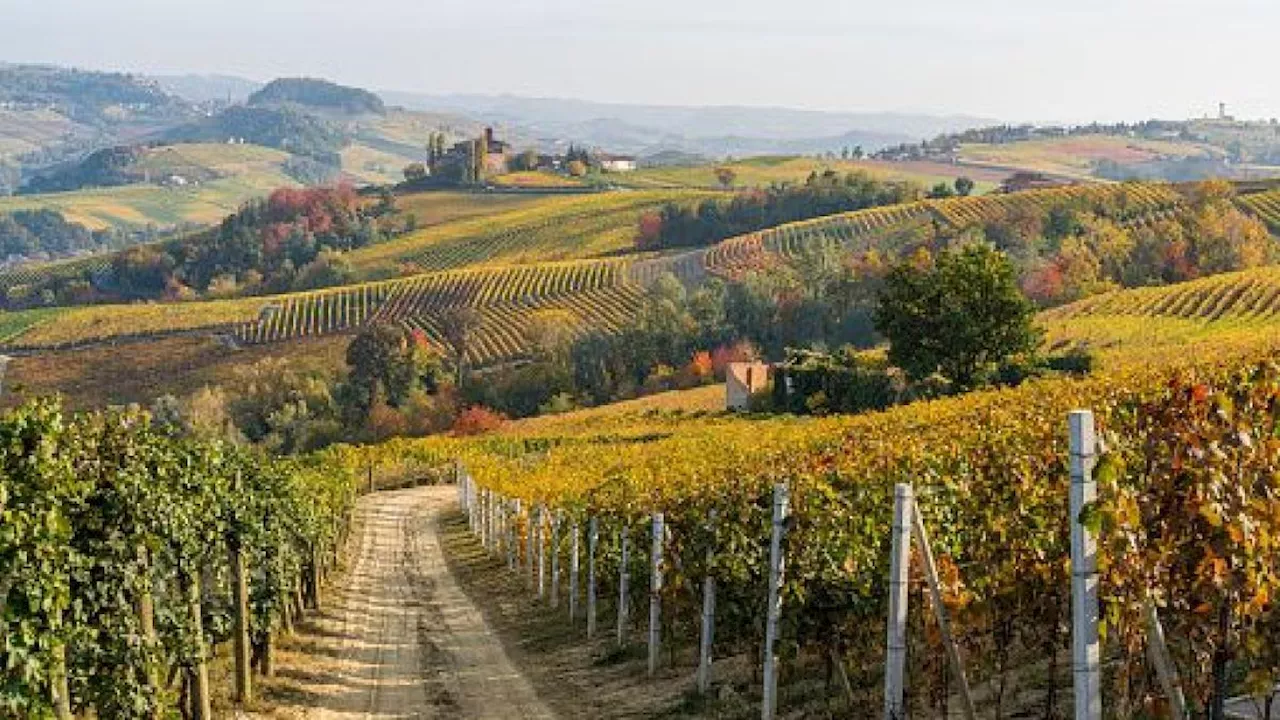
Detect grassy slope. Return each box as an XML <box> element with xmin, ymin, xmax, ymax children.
<box><xmin>614</xmin><ymin>156</ymin><xmax>1008</xmax><ymax>193</ymax></box>
<box><xmin>0</xmin><ymin>143</ymin><xmax>299</xmax><ymax>229</ymax></box>
<box><xmin>954</xmin><ymin>134</ymin><xmax>1217</xmax><ymax>181</ymax></box>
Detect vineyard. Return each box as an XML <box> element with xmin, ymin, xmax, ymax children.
<box><xmin>406</xmin><ymin>325</ymin><xmax>1280</xmax><ymax>718</ymax></box>
<box><xmin>0</xmin><ymin>180</ymin><xmax>1221</xmax><ymax>368</ymax></box>
<box><xmin>1236</xmin><ymin>188</ymin><xmax>1280</xmax><ymax>232</ymax></box>
<box><xmin>343</xmin><ymin>189</ymin><xmax>722</xmax><ymax>277</ymax></box>
<box><xmin>0</xmin><ymin>398</ymin><xmax>359</xmax><ymax>717</ymax></box>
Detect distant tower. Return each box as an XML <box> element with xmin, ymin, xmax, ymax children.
<box><xmin>1219</xmin><ymin>102</ymin><xmax>1227</xmax><ymax>120</ymax></box>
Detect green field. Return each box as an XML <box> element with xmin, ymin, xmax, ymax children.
<box><xmin>0</xmin><ymin>143</ymin><xmax>299</xmax><ymax>229</ymax></box>
<box><xmin>953</xmin><ymin>134</ymin><xmax>1219</xmax><ymax>181</ymax></box>
<box><xmin>613</xmin><ymin>156</ymin><xmax>1008</xmax><ymax>193</ymax></box>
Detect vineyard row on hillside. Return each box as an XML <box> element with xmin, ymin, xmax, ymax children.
<box><xmin>424</xmin><ymin>330</ymin><xmax>1280</xmax><ymax>717</ymax></box>
<box><xmin>3</xmin><ymin>180</ymin><xmax>1257</xmax><ymax>367</ymax></box>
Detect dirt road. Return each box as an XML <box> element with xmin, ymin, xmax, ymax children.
<box><xmin>260</xmin><ymin>485</ymin><xmax>556</xmax><ymax>719</ymax></box>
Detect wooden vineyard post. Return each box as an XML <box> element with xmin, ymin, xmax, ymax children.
<box><xmin>762</xmin><ymin>483</ymin><xmax>790</xmax><ymax>720</ymax></box>
<box><xmin>884</xmin><ymin>483</ymin><xmax>913</xmax><ymax>720</ymax></box>
<box><xmin>697</xmin><ymin>511</ymin><xmax>718</xmax><ymax>695</ymax></box>
<box><xmin>1145</xmin><ymin>600</ymin><xmax>1188</xmax><ymax>719</ymax></box>
<box><xmin>588</xmin><ymin>516</ymin><xmax>599</xmax><ymax>638</ymax></box>
<box><xmin>504</xmin><ymin>497</ymin><xmax>514</xmax><ymax>568</ymax></box>
<box><xmin>648</xmin><ymin>512</ymin><xmax>665</xmax><ymax>676</ymax></box>
<box><xmin>569</xmin><ymin>519</ymin><xmax>581</xmax><ymax>621</ymax></box>
<box><xmin>913</xmin><ymin>503</ymin><xmax>976</xmax><ymax>720</ymax></box>
<box><xmin>137</xmin><ymin>546</ymin><xmax>162</xmax><ymax>719</ymax></box>
<box><xmin>525</xmin><ymin>505</ymin><xmax>535</xmax><ymax>587</ymax></box>
<box><xmin>310</xmin><ymin>546</ymin><xmax>323</xmax><ymax>612</ymax></box>
<box><xmin>231</xmin><ymin>539</ymin><xmax>252</xmax><ymax>703</ymax></box>
<box><xmin>537</xmin><ymin>505</ymin><xmax>548</xmax><ymax>599</ymax></box>
<box><xmin>185</xmin><ymin>571</ymin><xmax>213</xmax><ymax>720</ymax></box>
<box><xmin>1069</xmin><ymin>410</ymin><xmax>1102</xmax><ymax>720</ymax></box>
<box><xmin>550</xmin><ymin>511</ymin><xmax>561</xmax><ymax>609</ymax></box>
<box><xmin>50</xmin><ymin>642</ymin><xmax>71</xmax><ymax>720</ymax></box>
<box><xmin>617</xmin><ymin>522</ymin><xmax>630</xmax><ymax>646</ymax></box>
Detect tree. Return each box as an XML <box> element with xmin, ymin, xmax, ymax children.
<box><xmin>472</xmin><ymin>133</ymin><xmax>488</xmax><ymax>184</ymax></box>
<box><xmin>874</xmin><ymin>244</ymin><xmax>1040</xmax><ymax>390</ymax></box>
<box><xmin>440</xmin><ymin>306</ymin><xmax>481</xmax><ymax>387</ymax></box>
<box><xmin>514</xmin><ymin>149</ymin><xmax>540</xmax><ymax>172</ymax></box>
<box><xmin>927</xmin><ymin>181</ymin><xmax>956</xmax><ymax>199</ymax></box>
<box><xmin>715</xmin><ymin>167</ymin><xmax>737</xmax><ymax>189</ymax></box>
<box><xmin>403</xmin><ymin>163</ymin><xmax>427</xmax><ymax>182</ymax></box>
<box><xmin>954</xmin><ymin>176</ymin><xmax>975</xmax><ymax>197</ymax></box>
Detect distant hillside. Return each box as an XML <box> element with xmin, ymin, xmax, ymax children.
<box><xmin>152</xmin><ymin>73</ymin><xmax>262</xmax><ymax>104</ymax></box>
<box><xmin>166</xmin><ymin>106</ymin><xmax>346</xmax><ymax>165</ymax></box>
<box><xmin>0</xmin><ymin>64</ymin><xmax>188</xmax><ymax>123</ymax></box>
<box><xmin>383</xmin><ymin>91</ymin><xmax>994</xmax><ymax>157</ymax></box>
<box><xmin>250</xmin><ymin>78</ymin><xmax>385</xmax><ymax>115</ymax></box>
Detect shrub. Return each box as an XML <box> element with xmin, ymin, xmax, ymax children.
<box><xmin>450</xmin><ymin>405</ymin><xmax>509</xmax><ymax>436</ymax></box>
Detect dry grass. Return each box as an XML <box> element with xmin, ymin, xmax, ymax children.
<box><xmin>956</xmin><ymin>134</ymin><xmax>1216</xmax><ymax>180</ymax></box>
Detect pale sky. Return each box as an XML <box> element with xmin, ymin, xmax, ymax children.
<box><xmin>1</xmin><ymin>0</ymin><xmax>1276</xmax><ymax>123</ymax></box>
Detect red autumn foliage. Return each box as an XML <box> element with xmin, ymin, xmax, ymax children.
<box><xmin>710</xmin><ymin>341</ymin><xmax>759</xmax><ymax>378</ymax></box>
<box><xmin>450</xmin><ymin>405</ymin><xmax>509</xmax><ymax>436</ymax></box>
<box><xmin>636</xmin><ymin>211</ymin><xmax>664</xmax><ymax>251</ymax></box>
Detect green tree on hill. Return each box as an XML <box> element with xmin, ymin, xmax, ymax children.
<box><xmin>875</xmin><ymin>244</ymin><xmax>1041</xmax><ymax>390</ymax></box>
<box><xmin>955</xmin><ymin>176</ymin><xmax>975</xmax><ymax>196</ymax></box>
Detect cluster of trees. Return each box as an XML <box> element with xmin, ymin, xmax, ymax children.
<box><xmin>113</xmin><ymin>185</ymin><xmax>392</xmax><ymax>298</ymax></box>
<box><xmin>0</xmin><ymin>209</ymin><xmax>155</xmax><ymax>261</ymax></box>
<box><xmin>873</xmin><ymin>120</ymin><xmax>1191</xmax><ymax>162</ymax></box>
<box><xmin>637</xmin><ymin>169</ymin><xmax>921</xmax><ymax>251</ymax></box>
<box><xmin>167</xmin><ymin>106</ymin><xmax>346</xmax><ymax>167</ymax></box>
<box><xmin>998</xmin><ymin>181</ymin><xmax>1273</xmax><ymax>305</ymax></box>
<box><xmin>247</xmin><ymin>77</ymin><xmax>386</xmax><ymax>115</ymax></box>
<box><xmin>21</xmin><ymin>145</ymin><xmax>149</xmax><ymax>194</ymax></box>
<box><xmin>0</xmin><ymin>64</ymin><xmax>188</xmax><ymax>122</ymax></box>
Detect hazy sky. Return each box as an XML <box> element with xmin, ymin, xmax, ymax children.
<box><xmin>1</xmin><ymin>0</ymin><xmax>1277</xmax><ymax>122</ymax></box>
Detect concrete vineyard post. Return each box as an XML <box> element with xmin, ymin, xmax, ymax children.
<box><xmin>588</xmin><ymin>516</ymin><xmax>599</xmax><ymax>638</ymax></box>
<box><xmin>569</xmin><ymin>520</ymin><xmax>581</xmax><ymax>621</ymax></box>
<box><xmin>883</xmin><ymin>483</ymin><xmax>913</xmax><ymax>720</ymax></box>
<box><xmin>697</xmin><ymin>510</ymin><xmax>718</xmax><ymax>695</ymax></box>
<box><xmin>912</xmin><ymin>503</ymin><xmax>976</xmax><ymax>719</ymax></box>
<box><xmin>551</xmin><ymin>511</ymin><xmax>561</xmax><ymax>609</ymax></box>
<box><xmin>617</xmin><ymin>523</ymin><xmax>630</xmax><ymax>646</ymax></box>
<box><xmin>648</xmin><ymin>512</ymin><xmax>664</xmax><ymax>676</ymax></box>
<box><xmin>231</xmin><ymin>541</ymin><xmax>252</xmax><ymax>703</ymax></box>
<box><xmin>1069</xmin><ymin>410</ymin><xmax>1102</xmax><ymax>720</ymax></box>
<box><xmin>525</xmin><ymin>505</ymin><xmax>535</xmax><ymax>586</ymax></box>
<box><xmin>762</xmin><ymin>482</ymin><xmax>790</xmax><ymax>720</ymax></box>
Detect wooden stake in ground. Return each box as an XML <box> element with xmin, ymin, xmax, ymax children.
<box><xmin>762</xmin><ymin>483</ymin><xmax>789</xmax><ymax>720</ymax></box>
<box><xmin>230</xmin><ymin>539</ymin><xmax>252</xmax><ymax>703</ymax></box>
<box><xmin>588</xmin><ymin>516</ymin><xmax>599</xmax><ymax>638</ymax></box>
<box><xmin>697</xmin><ymin>510</ymin><xmax>717</xmax><ymax>695</ymax></box>
<box><xmin>883</xmin><ymin>483</ymin><xmax>912</xmax><ymax>720</ymax></box>
<box><xmin>1069</xmin><ymin>410</ymin><xmax>1102</xmax><ymax>720</ymax></box>
<box><xmin>648</xmin><ymin>512</ymin><xmax>665</xmax><ymax>676</ymax></box>
<box><xmin>913</xmin><ymin>502</ymin><xmax>976</xmax><ymax>720</ymax></box>
<box><xmin>1145</xmin><ymin>600</ymin><xmax>1188</xmax><ymax>718</ymax></box>
<box><xmin>569</xmin><ymin>520</ymin><xmax>581</xmax><ymax>621</ymax></box>
<box><xmin>551</xmin><ymin>511</ymin><xmax>561</xmax><ymax>609</ymax></box>
<box><xmin>50</xmin><ymin>642</ymin><xmax>71</xmax><ymax>720</ymax></box>
<box><xmin>184</xmin><ymin>571</ymin><xmax>213</xmax><ymax>720</ymax></box>
<box><xmin>537</xmin><ymin>505</ymin><xmax>547</xmax><ymax>599</ymax></box>
<box><xmin>617</xmin><ymin>523</ymin><xmax>630</xmax><ymax>646</ymax></box>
